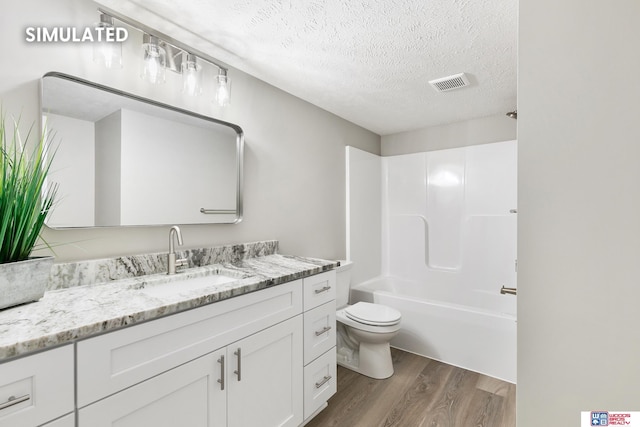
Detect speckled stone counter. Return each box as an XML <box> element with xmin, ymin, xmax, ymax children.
<box><xmin>0</xmin><ymin>241</ymin><xmax>337</xmax><ymax>361</ymax></box>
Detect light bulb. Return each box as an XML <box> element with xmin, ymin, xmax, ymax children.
<box><xmin>93</xmin><ymin>14</ymin><xmax>122</xmax><ymax>69</ymax></box>
<box><xmin>215</xmin><ymin>70</ymin><xmax>231</xmax><ymax>107</ymax></box>
<box><xmin>141</xmin><ymin>35</ymin><xmax>166</xmax><ymax>84</ymax></box>
<box><xmin>181</xmin><ymin>54</ymin><xmax>201</xmax><ymax>96</ymax></box>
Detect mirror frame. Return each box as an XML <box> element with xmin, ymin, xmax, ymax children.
<box><xmin>41</xmin><ymin>71</ymin><xmax>244</xmax><ymax>228</ymax></box>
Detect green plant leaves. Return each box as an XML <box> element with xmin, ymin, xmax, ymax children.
<box><xmin>0</xmin><ymin>112</ymin><xmax>58</xmax><ymax>263</ymax></box>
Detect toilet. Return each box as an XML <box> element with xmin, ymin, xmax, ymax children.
<box><xmin>335</xmin><ymin>261</ymin><xmax>401</xmax><ymax>379</ymax></box>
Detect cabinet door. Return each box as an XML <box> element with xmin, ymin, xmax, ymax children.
<box><xmin>228</xmin><ymin>316</ymin><xmax>303</xmax><ymax>427</ymax></box>
<box><xmin>41</xmin><ymin>413</ymin><xmax>75</xmax><ymax>427</ymax></box>
<box><xmin>78</xmin><ymin>349</ymin><xmax>226</xmax><ymax>427</ymax></box>
<box><xmin>0</xmin><ymin>345</ymin><xmax>74</xmax><ymax>427</ymax></box>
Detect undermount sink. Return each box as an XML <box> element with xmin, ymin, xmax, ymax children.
<box><xmin>139</xmin><ymin>271</ymin><xmax>243</xmax><ymax>298</ymax></box>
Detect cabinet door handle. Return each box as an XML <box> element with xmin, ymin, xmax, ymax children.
<box><xmin>315</xmin><ymin>375</ymin><xmax>332</xmax><ymax>389</ymax></box>
<box><xmin>315</xmin><ymin>326</ymin><xmax>332</xmax><ymax>336</ymax></box>
<box><xmin>0</xmin><ymin>394</ymin><xmax>30</xmax><ymax>411</ymax></box>
<box><xmin>234</xmin><ymin>348</ymin><xmax>242</xmax><ymax>381</ymax></box>
<box><xmin>314</xmin><ymin>285</ymin><xmax>331</xmax><ymax>294</ymax></box>
<box><xmin>217</xmin><ymin>355</ymin><xmax>225</xmax><ymax>390</ymax></box>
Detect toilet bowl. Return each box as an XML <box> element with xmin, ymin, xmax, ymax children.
<box><xmin>335</xmin><ymin>262</ymin><xmax>402</xmax><ymax>379</ymax></box>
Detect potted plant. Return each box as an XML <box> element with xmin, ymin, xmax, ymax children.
<box><xmin>0</xmin><ymin>111</ymin><xmax>57</xmax><ymax>309</ymax></box>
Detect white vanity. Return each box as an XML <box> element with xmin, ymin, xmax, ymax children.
<box><xmin>0</xmin><ymin>246</ymin><xmax>337</xmax><ymax>427</ymax></box>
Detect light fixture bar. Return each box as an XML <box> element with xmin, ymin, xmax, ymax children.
<box><xmin>97</xmin><ymin>7</ymin><xmax>228</xmax><ymax>74</ymax></box>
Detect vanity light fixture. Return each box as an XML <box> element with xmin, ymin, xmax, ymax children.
<box><xmin>141</xmin><ymin>34</ymin><xmax>166</xmax><ymax>84</ymax></box>
<box><xmin>92</xmin><ymin>13</ymin><xmax>122</xmax><ymax>69</ymax></box>
<box><xmin>94</xmin><ymin>9</ymin><xmax>231</xmax><ymax>106</ymax></box>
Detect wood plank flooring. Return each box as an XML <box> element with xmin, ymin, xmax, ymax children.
<box><xmin>306</xmin><ymin>348</ymin><xmax>515</xmax><ymax>427</ymax></box>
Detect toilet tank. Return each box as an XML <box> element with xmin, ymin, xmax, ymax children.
<box><xmin>335</xmin><ymin>260</ymin><xmax>353</xmax><ymax>308</ymax></box>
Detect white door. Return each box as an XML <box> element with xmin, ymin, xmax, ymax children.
<box><xmin>78</xmin><ymin>348</ymin><xmax>226</xmax><ymax>427</ymax></box>
<box><xmin>227</xmin><ymin>316</ymin><xmax>303</xmax><ymax>427</ymax></box>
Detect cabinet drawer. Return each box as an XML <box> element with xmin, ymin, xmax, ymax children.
<box><xmin>303</xmin><ymin>301</ymin><xmax>336</xmax><ymax>365</ymax></box>
<box><xmin>77</xmin><ymin>280</ymin><xmax>302</xmax><ymax>407</ymax></box>
<box><xmin>303</xmin><ymin>271</ymin><xmax>336</xmax><ymax>311</ymax></box>
<box><xmin>303</xmin><ymin>349</ymin><xmax>337</xmax><ymax>420</ymax></box>
<box><xmin>0</xmin><ymin>345</ymin><xmax>74</xmax><ymax>427</ymax></box>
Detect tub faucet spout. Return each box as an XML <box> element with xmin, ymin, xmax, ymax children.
<box><xmin>500</xmin><ymin>286</ymin><xmax>517</xmax><ymax>296</ymax></box>
<box><xmin>168</xmin><ymin>226</ymin><xmax>188</xmax><ymax>275</ymax></box>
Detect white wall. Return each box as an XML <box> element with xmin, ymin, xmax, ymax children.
<box><xmin>0</xmin><ymin>0</ymin><xmax>379</xmax><ymax>262</ymax></box>
<box><xmin>95</xmin><ymin>110</ymin><xmax>121</xmax><ymax>226</ymax></box>
<box><xmin>346</xmin><ymin>147</ymin><xmax>381</xmax><ymax>285</ymax></box>
<box><xmin>381</xmin><ymin>114</ymin><xmax>516</xmax><ymax>156</ymax></box>
<box><xmin>518</xmin><ymin>0</ymin><xmax>640</xmax><ymax>425</ymax></box>
<box><xmin>45</xmin><ymin>113</ymin><xmax>95</xmax><ymax>227</ymax></box>
<box><xmin>119</xmin><ymin>109</ymin><xmax>237</xmax><ymax>225</ymax></box>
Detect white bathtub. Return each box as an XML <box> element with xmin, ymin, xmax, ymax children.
<box><xmin>350</xmin><ymin>276</ymin><xmax>517</xmax><ymax>383</ymax></box>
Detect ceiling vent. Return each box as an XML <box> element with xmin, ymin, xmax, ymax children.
<box><xmin>429</xmin><ymin>73</ymin><xmax>470</xmax><ymax>92</ymax></box>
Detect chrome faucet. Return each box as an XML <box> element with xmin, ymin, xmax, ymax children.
<box><xmin>168</xmin><ymin>226</ymin><xmax>188</xmax><ymax>275</ymax></box>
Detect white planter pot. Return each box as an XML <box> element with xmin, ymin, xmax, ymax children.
<box><xmin>0</xmin><ymin>256</ymin><xmax>54</xmax><ymax>310</ymax></box>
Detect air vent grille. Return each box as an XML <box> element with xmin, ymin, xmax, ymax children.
<box><xmin>429</xmin><ymin>73</ymin><xmax>470</xmax><ymax>92</ymax></box>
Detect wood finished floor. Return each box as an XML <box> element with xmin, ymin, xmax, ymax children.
<box><xmin>306</xmin><ymin>348</ymin><xmax>515</xmax><ymax>427</ymax></box>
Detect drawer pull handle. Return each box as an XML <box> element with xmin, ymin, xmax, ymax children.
<box><xmin>0</xmin><ymin>394</ymin><xmax>30</xmax><ymax>411</ymax></box>
<box><xmin>315</xmin><ymin>326</ymin><xmax>332</xmax><ymax>336</ymax></box>
<box><xmin>234</xmin><ymin>348</ymin><xmax>242</xmax><ymax>381</ymax></box>
<box><xmin>217</xmin><ymin>355</ymin><xmax>225</xmax><ymax>390</ymax></box>
<box><xmin>315</xmin><ymin>375</ymin><xmax>332</xmax><ymax>389</ymax></box>
<box><xmin>314</xmin><ymin>286</ymin><xmax>331</xmax><ymax>294</ymax></box>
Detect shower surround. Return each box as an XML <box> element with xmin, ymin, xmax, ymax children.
<box><xmin>347</xmin><ymin>140</ymin><xmax>517</xmax><ymax>382</ymax></box>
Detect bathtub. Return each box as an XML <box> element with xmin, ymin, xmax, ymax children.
<box><xmin>350</xmin><ymin>276</ymin><xmax>517</xmax><ymax>383</ymax></box>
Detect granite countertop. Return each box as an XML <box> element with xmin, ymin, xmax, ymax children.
<box><xmin>0</xmin><ymin>254</ymin><xmax>337</xmax><ymax>361</ymax></box>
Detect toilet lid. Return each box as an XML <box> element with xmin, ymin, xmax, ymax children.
<box><xmin>345</xmin><ymin>302</ymin><xmax>401</xmax><ymax>326</ymax></box>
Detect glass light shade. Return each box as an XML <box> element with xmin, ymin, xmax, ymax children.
<box><xmin>141</xmin><ymin>35</ymin><xmax>166</xmax><ymax>84</ymax></box>
<box><xmin>215</xmin><ymin>71</ymin><xmax>231</xmax><ymax>107</ymax></box>
<box><xmin>181</xmin><ymin>54</ymin><xmax>202</xmax><ymax>96</ymax></box>
<box><xmin>92</xmin><ymin>14</ymin><xmax>122</xmax><ymax>69</ymax></box>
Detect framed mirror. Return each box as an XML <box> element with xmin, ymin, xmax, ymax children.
<box><xmin>41</xmin><ymin>72</ymin><xmax>243</xmax><ymax>228</ymax></box>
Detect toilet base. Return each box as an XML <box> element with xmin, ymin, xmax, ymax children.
<box><xmin>337</xmin><ymin>341</ymin><xmax>394</xmax><ymax>379</ymax></box>
<box><xmin>336</xmin><ymin>323</ymin><xmax>396</xmax><ymax>379</ymax></box>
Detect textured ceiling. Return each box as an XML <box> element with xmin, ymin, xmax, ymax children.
<box><xmin>96</xmin><ymin>0</ymin><xmax>517</xmax><ymax>135</ymax></box>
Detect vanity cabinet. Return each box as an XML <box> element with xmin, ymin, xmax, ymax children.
<box><xmin>77</xmin><ymin>280</ymin><xmax>304</xmax><ymax>427</ymax></box>
<box><xmin>0</xmin><ymin>268</ymin><xmax>336</xmax><ymax>427</ymax></box>
<box><xmin>0</xmin><ymin>345</ymin><xmax>74</xmax><ymax>427</ymax></box>
<box><xmin>301</xmin><ymin>271</ymin><xmax>337</xmax><ymax>421</ymax></box>
<box><xmin>76</xmin><ymin>280</ymin><xmax>302</xmax><ymax>408</ymax></box>
<box><xmin>79</xmin><ymin>315</ymin><xmax>303</xmax><ymax>427</ymax></box>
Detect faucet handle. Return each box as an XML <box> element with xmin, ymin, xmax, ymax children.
<box><xmin>175</xmin><ymin>257</ymin><xmax>189</xmax><ymax>271</ymax></box>
<box><xmin>167</xmin><ymin>253</ymin><xmax>189</xmax><ymax>275</ymax></box>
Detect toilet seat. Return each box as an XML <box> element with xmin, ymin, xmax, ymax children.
<box><xmin>336</xmin><ymin>308</ymin><xmax>401</xmax><ymax>334</ymax></box>
<box><xmin>344</xmin><ymin>302</ymin><xmax>401</xmax><ymax>327</ymax></box>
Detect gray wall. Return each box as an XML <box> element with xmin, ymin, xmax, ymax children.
<box><xmin>1</xmin><ymin>0</ymin><xmax>379</xmax><ymax>262</ymax></box>
<box><xmin>381</xmin><ymin>114</ymin><xmax>516</xmax><ymax>156</ymax></box>
<box><xmin>518</xmin><ymin>0</ymin><xmax>640</xmax><ymax>425</ymax></box>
